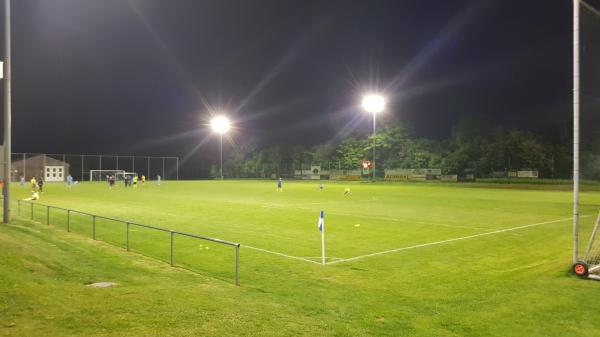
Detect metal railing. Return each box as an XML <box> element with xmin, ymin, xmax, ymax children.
<box><xmin>16</xmin><ymin>199</ymin><xmax>240</xmax><ymax>285</ymax></box>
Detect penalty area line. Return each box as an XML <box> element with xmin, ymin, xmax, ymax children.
<box><xmin>243</xmin><ymin>245</ymin><xmax>322</xmax><ymax>265</ymax></box>
<box><xmin>327</xmin><ymin>215</ymin><xmax>590</xmax><ymax>265</ymax></box>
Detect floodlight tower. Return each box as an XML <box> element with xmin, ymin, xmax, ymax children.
<box><xmin>210</xmin><ymin>116</ymin><xmax>231</xmax><ymax>180</ymax></box>
<box><xmin>362</xmin><ymin>94</ymin><xmax>385</xmax><ymax>181</ymax></box>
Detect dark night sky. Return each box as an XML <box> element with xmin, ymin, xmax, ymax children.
<box><xmin>0</xmin><ymin>0</ymin><xmax>599</xmax><ymax>177</ymax></box>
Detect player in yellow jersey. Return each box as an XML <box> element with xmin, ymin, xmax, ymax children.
<box><xmin>30</xmin><ymin>177</ymin><xmax>37</xmax><ymax>192</ymax></box>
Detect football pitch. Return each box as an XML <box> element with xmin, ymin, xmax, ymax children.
<box><xmin>3</xmin><ymin>180</ymin><xmax>600</xmax><ymax>336</ymax></box>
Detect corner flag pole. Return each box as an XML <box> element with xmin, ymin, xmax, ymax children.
<box><xmin>573</xmin><ymin>0</ymin><xmax>580</xmax><ymax>264</ymax></box>
<box><xmin>3</xmin><ymin>0</ymin><xmax>11</xmax><ymax>224</ymax></box>
<box><xmin>318</xmin><ymin>210</ymin><xmax>325</xmax><ymax>265</ymax></box>
<box><xmin>321</xmin><ymin>220</ymin><xmax>325</xmax><ymax>266</ymax></box>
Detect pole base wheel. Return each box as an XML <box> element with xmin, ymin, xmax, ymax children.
<box><xmin>573</xmin><ymin>262</ymin><xmax>589</xmax><ymax>277</ymax></box>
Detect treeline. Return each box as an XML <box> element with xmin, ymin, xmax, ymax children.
<box><xmin>215</xmin><ymin>123</ymin><xmax>600</xmax><ymax>180</ymax></box>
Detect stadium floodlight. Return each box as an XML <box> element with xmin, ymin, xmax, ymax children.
<box><xmin>362</xmin><ymin>94</ymin><xmax>385</xmax><ymax>114</ymax></box>
<box><xmin>361</xmin><ymin>94</ymin><xmax>385</xmax><ymax>181</ymax></box>
<box><xmin>210</xmin><ymin>115</ymin><xmax>231</xmax><ymax>180</ymax></box>
<box><xmin>210</xmin><ymin>116</ymin><xmax>231</xmax><ymax>135</ymax></box>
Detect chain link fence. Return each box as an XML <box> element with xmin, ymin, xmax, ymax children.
<box><xmin>9</xmin><ymin>153</ymin><xmax>179</xmax><ymax>182</ymax></box>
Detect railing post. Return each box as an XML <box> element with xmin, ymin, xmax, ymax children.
<box><xmin>46</xmin><ymin>205</ymin><xmax>50</xmax><ymax>225</ymax></box>
<box><xmin>30</xmin><ymin>203</ymin><xmax>33</xmax><ymax>220</ymax></box>
<box><xmin>126</xmin><ymin>222</ymin><xmax>130</xmax><ymax>251</ymax></box>
<box><xmin>170</xmin><ymin>231</ymin><xmax>174</xmax><ymax>266</ymax></box>
<box><xmin>92</xmin><ymin>215</ymin><xmax>96</xmax><ymax>240</ymax></box>
<box><xmin>235</xmin><ymin>244</ymin><xmax>240</xmax><ymax>286</ymax></box>
<box><xmin>67</xmin><ymin>210</ymin><xmax>70</xmax><ymax>232</ymax></box>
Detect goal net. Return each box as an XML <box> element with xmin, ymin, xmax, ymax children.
<box><xmin>89</xmin><ymin>170</ymin><xmax>124</xmax><ymax>182</ymax></box>
<box><xmin>115</xmin><ymin>172</ymin><xmax>138</xmax><ymax>181</ymax></box>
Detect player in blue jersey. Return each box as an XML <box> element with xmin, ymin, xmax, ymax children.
<box><xmin>277</xmin><ymin>177</ymin><xmax>283</xmax><ymax>192</ymax></box>
<box><xmin>66</xmin><ymin>174</ymin><xmax>73</xmax><ymax>189</ymax></box>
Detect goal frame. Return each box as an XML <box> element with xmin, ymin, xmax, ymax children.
<box><xmin>89</xmin><ymin>169</ymin><xmax>125</xmax><ymax>182</ymax></box>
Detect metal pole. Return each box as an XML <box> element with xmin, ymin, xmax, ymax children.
<box><xmin>92</xmin><ymin>215</ymin><xmax>96</xmax><ymax>240</ymax></box>
<box><xmin>176</xmin><ymin>157</ymin><xmax>179</xmax><ymax>180</ymax></box>
<box><xmin>126</xmin><ymin>222</ymin><xmax>130</xmax><ymax>251</ymax></box>
<box><xmin>132</xmin><ymin>156</ymin><xmax>135</xmax><ymax>173</ymax></box>
<box><xmin>116</xmin><ymin>155</ymin><xmax>119</xmax><ymax>170</ymax></box>
<box><xmin>147</xmin><ymin>157</ymin><xmax>150</xmax><ymax>178</ymax></box>
<box><xmin>99</xmin><ymin>155</ymin><xmax>102</xmax><ymax>181</ymax></box>
<box><xmin>372</xmin><ymin>112</ymin><xmax>376</xmax><ymax>182</ymax></box>
<box><xmin>81</xmin><ymin>155</ymin><xmax>84</xmax><ymax>181</ymax></box>
<box><xmin>235</xmin><ymin>245</ymin><xmax>240</xmax><ymax>286</ymax></box>
<box><xmin>3</xmin><ymin>0</ymin><xmax>12</xmax><ymax>223</ymax></box>
<box><xmin>321</xmin><ymin>219</ymin><xmax>325</xmax><ymax>265</ymax></box>
<box><xmin>23</xmin><ymin>153</ymin><xmax>25</xmax><ymax>181</ymax></box>
<box><xmin>220</xmin><ymin>134</ymin><xmax>223</xmax><ymax>180</ymax></box>
<box><xmin>162</xmin><ymin>157</ymin><xmax>165</xmax><ymax>180</ymax></box>
<box><xmin>573</xmin><ymin>0</ymin><xmax>580</xmax><ymax>264</ymax></box>
<box><xmin>170</xmin><ymin>231</ymin><xmax>174</xmax><ymax>266</ymax></box>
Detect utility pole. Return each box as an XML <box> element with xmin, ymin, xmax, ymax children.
<box><xmin>3</xmin><ymin>0</ymin><xmax>12</xmax><ymax>223</ymax></box>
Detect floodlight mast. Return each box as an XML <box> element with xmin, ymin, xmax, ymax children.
<box><xmin>210</xmin><ymin>116</ymin><xmax>231</xmax><ymax>180</ymax></box>
<box><xmin>362</xmin><ymin>94</ymin><xmax>385</xmax><ymax>182</ymax></box>
<box><xmin>3</xmin><ymin>0</ymin><xmax>11</xmax><ymax>224</ymax></box>
<box><xmin>573</xmin><ymin>0</ymin><xmax>580</xmax><ymax>264</ymax></box>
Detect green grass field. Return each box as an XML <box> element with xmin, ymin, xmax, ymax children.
<box><xmin>2</xmin><ymin>180</ymin><xmax>600</xmax><ymax>336</ymax></box>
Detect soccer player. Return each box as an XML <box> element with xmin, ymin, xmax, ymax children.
<box><xmin>66</xmin><ymin>174</ymin><xmax>73</xmax><ymax>189</ymax></box>
<box><xmin>24</xmin><ymin>191</ymin><xmax>40</xmax><ymax>201</ymax></box>
<box><xmin>30</xmin><ymin>177</ymin><xmax>37</xmax><ymax>192</ymax></box>
<box><xmin>19</xmin><ymin>176</ymin><xmax>25</xmax><ymax>188</ymax></box>
<box><xmin>277</xmin><ymin>177</ymin><xmax>283</xmax><ymax>192</ymax></box>
<box><xmin>37</xmin><ymin>177</ymin><xmax>44</xmax><ymax>193</ymax></box>
<box><xmin>344</xmin><ymin>187</ymin><xmax>352</xmax><ymax>195</ymax></box>
<box><xmin>108</xmin><ymin>175</ymin><xmax>115</xmax><ymax>189</ymax></box>
<box><xmin>141</xmin><ymin>174</ymin><xmax>146</xmax><ymax>186</ymax></box>
<box><xmin>132</xmin><ymin>175</ymin><xmax>138</xmax><ymax>188</ymax></box>
<box><xmin>319</xmin><ymin>183</ymin><xmax>324</xmax><ymax>191</ymax></box>
<box><xmin>157</xmin><ymin>175</ymin><xmax>161</xmax><ymax>186</ymax></box>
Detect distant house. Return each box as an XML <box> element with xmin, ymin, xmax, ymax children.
<box><xmin>11</xmin><ymin>154</ymin><xmax>70</xmax><ymax>182</ymax></box>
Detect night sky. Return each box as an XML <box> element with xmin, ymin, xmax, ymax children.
<box><xmin>0</xmin><ymin>0</ymin><xmax>598</xmax><ymax>177</ymax></box>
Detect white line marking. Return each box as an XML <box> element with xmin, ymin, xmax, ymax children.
<box><xmin>302</xmin><ymin>256</ymin><xmax>343</xmax><ymax>261</ymax></box>
<box><xmin>327</xmin><ymin>215</ymin><xmax>590</xmax><ymax>265</ymax></box>
<box><xmin>260</xmin><ymin>203</ymin><xmax>487</xmax><ymax>230</ymax></box>
<box><xmin>243</xmin><ymin>244</ymin><xmax>322</xmax><ymax>265</ymax></box>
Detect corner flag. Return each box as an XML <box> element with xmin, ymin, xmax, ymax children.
<box><xmin>318</xmin><ymin>210</ymin><xmax>324</xmax><ymax>232</ymax></box>
<box><xmin>317</xmin><ymin>210</ymin><xmax>325</xmax><ymax>265</ymax></box>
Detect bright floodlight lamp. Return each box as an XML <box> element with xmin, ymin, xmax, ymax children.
<box><xmin>210</xmin><ymin>116</ymin><xmax>231</xmax><ymax>134</ymax></box>
<box><xmin>210</xmin><ymin>115</ymin><xmax>231</xmax><ymax>180</ymax></box>
<box><xmin>361</xmin><ymin>94</ymin><xmax>385</xmax><ymax>114</ymax></box>
<box><xmin>361</xmin><ymin>94</ymin><xmax>385</xmax><ymax>182</ymax></box>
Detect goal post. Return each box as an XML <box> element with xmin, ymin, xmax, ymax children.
<box><xmin>573</xmin><ymin>0</ymin><xmax>600</xmax><ymax>280</ymax></box>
